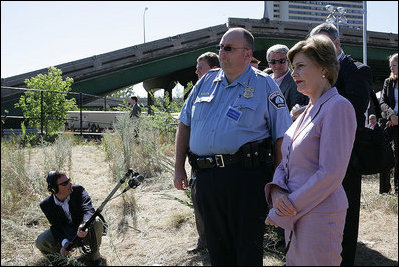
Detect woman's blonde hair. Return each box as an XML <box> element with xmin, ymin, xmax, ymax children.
<box><xmin>287</xmin><ymin>35</ymin><xmax>339</xmax><ymax>86</ymax></box>
<box><xmin>389</xmin><ymin>53</ymin><xmax>398</xmax><ymax>80</ymax></box>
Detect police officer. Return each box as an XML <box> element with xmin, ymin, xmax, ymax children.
<box><xmin>174</xmin><ymin>27</ymin><xmax>292</xmax><ymax>266</ymax></box>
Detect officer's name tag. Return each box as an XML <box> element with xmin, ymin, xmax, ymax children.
<box><xmin>226</xmin><ymin>106</ymin><xmax>242</xmax><ymax>122</ymax></box>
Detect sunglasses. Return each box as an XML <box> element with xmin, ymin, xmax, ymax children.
<box><xmin>58</xmin><ymin>178</ymin><xmax>71</xmax><ymax>187</ymax></box>
<box><xmin>268</xmin><ymin>59</ymin><xmax>287</xmax><ymax>64</ymax></box>
<box><xmin>216</xmin><ymin>45</ymin><xmax>248</xmax><ymax>52</ymax></box>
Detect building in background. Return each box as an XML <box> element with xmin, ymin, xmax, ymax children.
<box><xmin>264</xmin><ymin>1</ymin><xmax>364</xmax><ymax>30</ymax></box>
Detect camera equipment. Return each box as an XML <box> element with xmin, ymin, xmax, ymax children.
<box><xmin>122</xmin><ymin>172</ymin><xmax>144</xmax><ymax>193</ymax></box>
<box><xmin>66</xmin><ymin>168</ymin><xmax>144</xmax><ymax>251</ymax></box>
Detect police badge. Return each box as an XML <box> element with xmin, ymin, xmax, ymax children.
<box><xmin>243</xmin><ymin>86</ymin><xmax>254</xmax><ymax>98</ymax></box>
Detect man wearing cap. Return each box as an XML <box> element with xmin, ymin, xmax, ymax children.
<box><xmin>174</xmin><ymin>27</ymin><xmax>292</xmax><ymax>265</ymax></box>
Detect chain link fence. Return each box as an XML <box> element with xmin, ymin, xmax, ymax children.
<box><xmin>1</xmin><ymin>86</ymin><xmax>131</xmax><ymax>140</ymax></box>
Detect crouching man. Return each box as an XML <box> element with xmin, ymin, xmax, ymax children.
<box><xmin>35</xmin><ymin>171</ymin><xmax>105</xmax><ymax>266</ymax></box>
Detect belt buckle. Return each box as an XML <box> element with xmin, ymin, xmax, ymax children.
<box><xmin>215</xmin><ymin>154</ymin><xmax>225</xmax><ymax>168</ymax></box>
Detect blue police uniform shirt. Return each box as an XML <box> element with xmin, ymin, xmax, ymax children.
<box><xmin>179</xmin><ymin>64</ymin><xmax>292</xmax><ymax>156</ymax></box>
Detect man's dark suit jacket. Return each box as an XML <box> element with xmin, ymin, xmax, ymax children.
<box><xmin>40</xmin><ymin>185</ymin><xmax>95</xmax><ymax>244</ymax></box>
<box><xmin>334</xmin><ymin>54</ymin><xmax>372</xmax><ymax>266</ymax></box>
<box><xmin>380</xmin><ymin>77</ymin><xmax>398</xmax><ymax>120</ymax></box>
<box><xmin>335</xmin><ymin>55</ymin><xmax>372</xmax><ymax>127</ymax></box>
<box><xmin>130</xmin><ymin>104</ymin><xmax>141</xmax><ymax>118</ymax></box>
<box><xmin>279</xmin><ymin>71</ymin><xmax>309</xmax><ymax>111</ymax></box>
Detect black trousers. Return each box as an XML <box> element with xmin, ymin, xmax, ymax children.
<box><xmin>190</xmin><ymin>173</ymin><xmax>207</xmax><ymax>248</ymax></box>
<box><xmin>393</xmin><ymin>126</ymin><xmax>399</xmax><ymax>193</ymax></box>
<box><xmin>341</xmin><ymin>163</ymin><xmax>362</xmax><ymax>266</ymax></box>
<box><xmin>379</xmin><ymin>125</ymin><xmax>398</xmax><ymax>194</ymax></box>
<box><xmin>195</xmin><ymin>164</ymin><xmax>271</xmax><ymax>266</ymax></box>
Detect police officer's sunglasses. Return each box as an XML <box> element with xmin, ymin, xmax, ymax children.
<box><xmin>216</xmin><ymin>45</ymin><xmax>249</xmax><ymax>52</ymax></box>
<box><xmin>268</xmin><ymin>59</ymin><xmax>287</xmax><ymax>64</ymax></box>
<box><xmin>58</xmin><ymin>178</ymin><xmax>71</xmax><ymax>186</ymax></box>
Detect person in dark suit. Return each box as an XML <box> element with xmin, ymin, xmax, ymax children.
<box><xmin>380</xmin><ymin>53</ymin><xmax>398</xmax><ymax>195</ymax></box>
<box><xmin>35</xmin><ymin>171</ymin><xmax>105</xmax><ymax>266</ymax></box>
<box><xmin>310</xmin><ymin>22</ymin><xmax>372</xmax><ymax>266</ymax></box>
<box><xmin>266</xmin><ymin>44</ymin><xmax>308</xmax><ymax>112</ymax></box>
<box><xmin>129</xmin><ymin>96</ymin><xmax>141</xmax><ymax>118</ymax></box>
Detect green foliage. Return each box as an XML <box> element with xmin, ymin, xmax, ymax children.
<box><xmin>107</xmin><ymin>86</ymin><xmax>136</xmax><ymax>98</ymax></box>
<box><xmin>19</xmin><ymin>121</ymin><xmax>36</xmax><ymax>147</ymax></box>
<box><xmin>113</xmin><ymin>98</ymin><xmax>133</xmax><ymax>112</ymax></box>
<box><xmin>161</xmin><ymin>189</ymin><xmax>193</xmax><ymax>208</ymax></box>
<box><xmin>1</xmin><ymin>141</ymin><xmax>47</xmax><ymax>217</ymax></box>
<box><xmin>1</xmin><ymin>109</ymin><xmax>9</xmax><ymax>125</ymax></box>
<box><xmin>14</xmin><ymin>66</ymin><xmax>78</xmax><ymax>136</ymax></box>
<box><xmin>143</xmin><ymin>90</ymin><xmax>183</xmax><ymax>144</ymax></box>
<box><xmin>183</xmin><ymin>81</ymin><xmax>194</xmax><ymax>98</ymax></box>
<box><xmin>102</xmin><ymin>111</ymin><xmax>176</xmax><ymax>180</ymax></box>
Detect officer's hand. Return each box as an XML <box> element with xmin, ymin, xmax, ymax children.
<box><xmin>174</xmin><ymin>168</ymin><xmax>188</xmax><ymax>190</ymax></box>
<box><xmin>265</xmin><ymin>216</ymin><xmax>278</xmax><ymax>227</ymax></box>
<box><xmin>60</xmin><ymin>242</ymin><xmax>73</xmax><ymax>256</ymax></box>
<box><xmin>271</xmin><ymin>188</ymin><xmax>297</xmax><ymax>216</ymax></box>
<box><xmin>77</xmin><ymin>224</ymin><xmax>88</xmax><ymax>238</ymax></box>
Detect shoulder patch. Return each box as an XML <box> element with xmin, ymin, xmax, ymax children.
<box><xmin>268</xmin><ymin>91</ymin><xmax>287</xmax><ymax>109</ymax></box>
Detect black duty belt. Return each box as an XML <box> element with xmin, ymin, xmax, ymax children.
<box><xmin>188</xmin><ymin>138</ymin><xmax>273</xmax><ymax>170</ymax></box>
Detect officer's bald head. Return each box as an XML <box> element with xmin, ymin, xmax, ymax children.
<box><xmin>224</xmin><ymin>28</ymin><xmax>254</xmax><ymax>53</ymax></box>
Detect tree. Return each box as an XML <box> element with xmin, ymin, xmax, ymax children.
<box><xmin>15</xmin><ymin>66</ymin><xmax>77</xmax><ymax>136</ymax></box>
<box><xmin>107</xmin><ymin>85</ymin><xmax>137</xmax><ymax>98</ymax></box>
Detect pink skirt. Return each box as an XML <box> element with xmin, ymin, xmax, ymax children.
<box><xmin>285</xmin><ymin>209</ymin><xmax>347</xmax><ymax>266</ymax></box>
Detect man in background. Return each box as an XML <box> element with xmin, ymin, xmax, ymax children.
<box><xmin>184</xmin><ymin>52</ymin><xmax>220</xmax><ymax>100</ymax></box>
<box><xmin>310</xmin><ymin>22</ymin><xmax>372</xmax><ymax>266</ymax></box>
<box><xmin>129</xmin><ymin>96</ymin><xmax>141</xmax><ymax>118</ymax></box>
<box><xmin>266</xmin><ymin>44</ymin><xmax>308</xmax><ymax>111</ymax></box>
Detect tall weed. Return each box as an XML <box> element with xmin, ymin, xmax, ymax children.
<box><xmin>1</xmin><ymin>134</ymin><xmax>73</xmax><ymax>218</ymax></box>
<box><xmin>102</xmin><ymin>112</ymin><xmax>175</xmax><ymax>180</ymax></box>
<box><xmin>1</xmin><ymin>141</ymin><xmax>44</xmax><ymax>218</ymax></box>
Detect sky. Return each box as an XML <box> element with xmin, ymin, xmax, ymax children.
<box><xmin>1</xmin><ymin>1</ymin><xmax>398</xmax><ymax>97</ymax></box>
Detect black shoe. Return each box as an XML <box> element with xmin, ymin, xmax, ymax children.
<box><xmin>187</xmin><ymin>244</ymin><xmax>206</xmax><ymax>254</ymax></box>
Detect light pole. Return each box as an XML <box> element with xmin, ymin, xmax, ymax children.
<box><xmin>143</xmin><ymin>7</ymin><xmax>148</xmax><ymax>43</ymax></box>
<box><xmin>325</xmin><ymin>4</ymin><xmax>347</xmax><ymax>38</ymax></box>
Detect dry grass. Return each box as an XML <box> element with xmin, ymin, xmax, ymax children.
<box><xmin>1</xmin><ymin>143</ymin><xmax>398</xmax><ymax>266</ymax></box>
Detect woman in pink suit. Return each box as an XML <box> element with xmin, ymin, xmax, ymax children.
<box><xmin>264</xmin><ymin>35</ymin><xmax>357</xmax><ymax>266</ymax></box>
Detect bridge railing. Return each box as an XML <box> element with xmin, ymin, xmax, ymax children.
<box><xmin>1</xmin><ymin>24</ymin><xmax>228</xmax><ymax>90</ymax></box>
<box><xmin>228</xmin><ymin>17</ymin><xmax>398</xmax><ymax>49</ymax></box>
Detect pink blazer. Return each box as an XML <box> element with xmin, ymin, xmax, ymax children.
<box><xmin>265</xmin><ymin>87</ymin><xmax>356</xmax><ymax>231</ymax></box>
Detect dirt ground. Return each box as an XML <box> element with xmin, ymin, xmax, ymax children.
<box><xmin>2</xmin><ymin>144</ymin><xmax>398</xmax><ymax>266</ymax></box>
